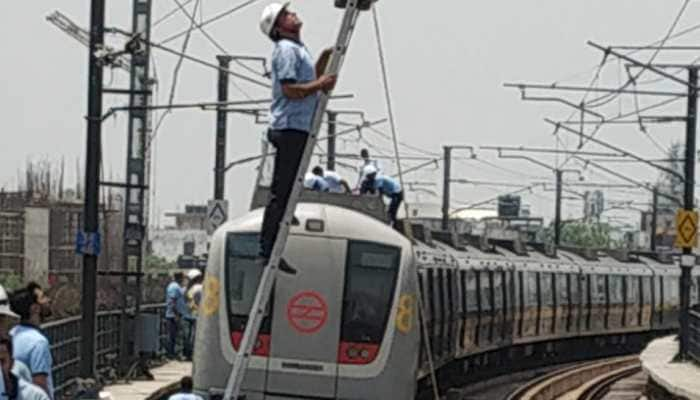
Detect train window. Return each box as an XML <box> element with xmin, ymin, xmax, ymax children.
<box><xmin>570</xmin><ymin>274</ymin><xmax>579</xmax><ymax>306</ymax></box>
<box><xmin>526</xmin><ymin>272</ymin><xmax>538</xmax><ymax>306</ymax></box>
<box><xmin>541</xmin><ymin>273</ymin><xmax>553</xmax><ymax>307</ymax></box>
<box><xmin>466</xmin><ymin>270</ymin><xmax>478</xmax><ymax>311</ymax></box>
<box><xmin>556</xmin><ymin>274</ymin><xmax>567</xmax><ymax>306</ymax></box>
<box><xmin>609</xmin><ymin>275</ymin><xmax>623</xmax><ymax>304</ymax></box>
<box><xmin>493</xmin><ymin>271</ymin><xmax>503</xmax><ymax>311</ymax></box>
<box><xmin>225</xmin><ymin>233</ymin><xmax>273</xmax><ymax>334</ymax></box>
<box><xmin>427</xmin><ymin>269</ymin><xmax>435</xmax><ymax>323</ymax></box>
<box><xmin>460</xmin><ymin>271</ymin><xmax>467</xmax><ymax>315</ymax></box>
<box><xmin>592</xmin><ymin>275</ymin><xmax>606</xmax><ymax>305</ymax></box>
<box><xmin>627</xmin><ymin>276</ymin><xmax>638</xmax><ymax>305</ymax></box>
<box><xmin>340</xmin><ymin>241</ymin><xmax>400</xmax><ymax>344</ymax></box>
<box><xmin>665</xmin><ymin>277</ymin><xmax>679</xmax><ymax>302</ymax></box>
<box><xmin>480</xmin><ymin>271</ymin><xmax>492</xmax><ymax>312</ymax></box>
<box><xmin>642</xmin><ymin>276</ymin><xmax>651</xmax><ymax>305</ymax></box>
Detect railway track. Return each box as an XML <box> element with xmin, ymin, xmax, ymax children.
<box><xmin>506</xmin><ymin>355</ymin><xmax>645</xmax><ymax>400</ymax></box>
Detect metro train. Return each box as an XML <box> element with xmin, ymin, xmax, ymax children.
<box><xmin>193</xmin><ymin>201</ymin><xmax>697</xmax><ymax>400</ymax></box>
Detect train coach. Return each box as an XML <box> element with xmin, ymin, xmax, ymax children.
<box><xmin>193</xmin><ymin>201</ymin><xmax>698</xmax><ymax>399</ymax></box>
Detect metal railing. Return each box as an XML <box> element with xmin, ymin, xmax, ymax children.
<box><xmin>688</xmin><ymin>309</ymin><xmax>700</xmax><ymax>365</ymax></box>
<box><xmin>42</xmin><ymin>303</ymin><xmax>166</xmax><ymax>399</ymax></box>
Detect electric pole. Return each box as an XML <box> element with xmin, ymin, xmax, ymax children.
<box><xmin>215</xmin><ymin>55</ymin><xmax>232</xmax><ymax>200</ymax></box>
<box><xmin>651</xmin><ymin>187</ymin><xmax>658</xmax><ymax>252</ymax></box>
<box><xmin>554</xmin><ymin>169</ymin><xmax>563</xmax><ymax>247</ymax></box>
<box><xmin>442</xmin><ymin>146</ymin><xmax>452</xmax><ymax>231</ymax></box>
<box><xmin>327</xmin><ymin>111</ymin><xmax>337</xmax><ymax>171</ymax></box>
<box><xmin>80</xmin><ymin>0</ymin><xmax>105</xmax><ymax>378</ymax></box>
<box><xmin>679</xmin><ymin>67</ymin><xmax>698</xmax><ymax>358</ymax></box>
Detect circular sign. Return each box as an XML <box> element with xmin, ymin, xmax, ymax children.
<box><xmin>286</xmin><ymin>291</ymin><xmax>328</xmax><ymax>334</ymax></box>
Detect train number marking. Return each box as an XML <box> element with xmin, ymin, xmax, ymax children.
<box><xmin>201</xmin><ymin>275</ymin><xmax>221</xmax><ymax>317</ymax></box>
<box><xmin>396</xmin><ymin>294</ymin><xmax>415</xmax><ymax>334</ymax></box>
<box><xmin>287</xmin><ymin>291</ymin><xmax>328</xmax><ymax>334</ymax></box>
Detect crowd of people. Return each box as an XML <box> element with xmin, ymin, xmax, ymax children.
<box><xmin>165</xmin><ymin>269</ymin><xmax>203</xmax><ymax>361</ymax></box>
<box><xmin>302</xmin><ymin>148</ymin><xmax>405</xmax><ymax>226</ymax></box>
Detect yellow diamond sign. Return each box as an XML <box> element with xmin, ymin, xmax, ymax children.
<box><xmin>675</xmin><ymin>209</ymin><xmax>698</xmax><ymax>249</ymax></box>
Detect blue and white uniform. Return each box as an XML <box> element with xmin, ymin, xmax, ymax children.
<box><xmin>270</xmin><ymin>38</ymin><xmax>318</xmax><ymax>133</ymax></box>
<box><xmin>304</xmin><ymin>173</ymin><xmax>330</xmax><ymax>192</ymax></box>
<box><xmin>9</xmin><ymin>325</ymin><xmax>53</xmax><ymax>399</ymax></box>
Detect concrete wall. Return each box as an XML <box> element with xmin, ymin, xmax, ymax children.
<box><xmin>23</xmin><ymin>207</ymin><xmax>49</xmax><ymax>286</ymax></box>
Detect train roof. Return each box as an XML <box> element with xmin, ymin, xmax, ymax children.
<box><xmin>215</xmin><ymin>202</ymin><xmax>411</xmax><ymax>249</ymax></box>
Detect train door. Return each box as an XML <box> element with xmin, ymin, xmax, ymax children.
<box><xmin>493</xmin><ymin>270</ymin><xmax>505</xmax><ymax>343</ymax></box>
<box><xmin>462</xmin><ymin>269</ymin><xmax>479</xmax><ymax>352</ymax></box>
<box><xmin>554</xmin><ymin>273</ymin><xmax>568</xmax><ymax>335</ymax></box>
<box><xmin>514</xmin><ymin>270</ymin><xmax>524</xmax><ymax>339</ymax></box>
<box><xmin>479</xmin><ymin>270</ymin><xmax>494</xmax><ymax>346</ymax></box>
<box><xmin>267</xmin><ymin>236</ymin><xmax>346</xmax><ymax>398</ymax></box>
<box><xmin>591</xmin><ymin>274</ymin><xmax>606</xmax><ymax>331</ymax></box>
<box><xmin>569</xmin><ymin>273</ymin><xmax>581</xmax><ymax>334</ymax></box>
<box><xmin>625</xmin><ymin>276</ymin><xmax>640</xmax><ymax>328</ymax></box>
<box><xmin>523</xmin><ymin>271</ymin><xmax>538</xmax><ymax>337</ymax></box>
<box><xmin>539</xmin><ymin>272</ymin><xmax>554</xmax><ymax>336</ymax></box>
<box><xmin>608</xmin><ymin>275</ymin><xmax>623</xmax><ymax>330</ymax></box>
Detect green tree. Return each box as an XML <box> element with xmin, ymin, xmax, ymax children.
<box><xmin>0</xmin><ymin>273</ymin><xmax>23</xmax><ymax>292</ymax></box>
<box><xmin>542</xmin><ymin>221</ymin><xmax>621</xmax><ymax>248</ymax></box>
<box><xmin>144</xmin><ymin>255</ymin><xmax>176</xmax><ymax>271</ymax></box>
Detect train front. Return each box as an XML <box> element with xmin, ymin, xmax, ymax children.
<box><xmin>193</xmin><ymin>203</ymin><xmax>419</xmax><ymax>399</ymax></box>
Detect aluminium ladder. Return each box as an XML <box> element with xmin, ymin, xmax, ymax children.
<box><xmin>222</xmin><ymin>1</ymin><xmax>372</xmax><ymax>399</ymax></box>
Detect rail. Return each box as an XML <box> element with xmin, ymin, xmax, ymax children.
<box><xmin>688</xmin><ymin>309</ymin><xmax>700</xmax><ymax>365</ymax></box>
<box><xmin>507</xmin><ymin>356</ymin><xmax>640</xmax><ymax>400</ymax></box>
<box><xmin>42</xmin><ymin>303</ymin><xmax>166</xmax><ymax>399</ymax></box>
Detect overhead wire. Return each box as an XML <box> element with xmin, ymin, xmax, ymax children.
<box><xmin>153</xmin><ymin>0</ymin><xmax>196</xmax><ymax>28</ymax></box>
<box><xmin>160</xmin><ymin>0</ymin><xmax>263</xmax><ymax>45</ymax></box>
<box><xmin>150</xmin><ymin>0</ymin><xmax>201</xmax><ymax>147</ymax></box>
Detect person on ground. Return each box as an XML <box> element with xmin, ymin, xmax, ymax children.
<box><xmin>167</xmin><ymin>376</ymin><xmax>203</xmax><ymax>400</ymax></box>
<box><xmin>304</xmin><ymin>167</ymin><xmax>330</xmax><ymax>192</ymax></box>
<box><xmin>258</xmin><ymin>2</ymin><xmax>337</xmax><ymax>268</ymax></box>
<box><xmin>165</xmin><ymin>272</ymin><xmax>192</xmax><ymax>360</ymax></box>
<box><xmin>0</xmin><ymin>337</ymin><xmax>50</xmax><ymax>400</ymax></box>
<box><xmin>8</xmin><ymin>284</ymin><xmax>53</xmax><ymax>399</ymax></box>
<box><xmin>360</xmin><ymin>166</ymin><xmax>404</xmax><ymax>227</ymax></box>
<box><xmin>184</xmin><ymin>269</ymin><xmax>203</xmax><ymax>360</ymax></box>
<box><xmin>355</xmin><ymin>148</ymin><xmax>381</xmax><ymax>189</ymax></box>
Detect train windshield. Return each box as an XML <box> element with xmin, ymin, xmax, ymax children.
<box><xmin>340</xmin><ymin>241</ymin><xmax>401</xmax><ymax>344</ymax></box>
<box><xmin>225</xmin><ymin>233</ymin><xmax>272</xmax><ymax>333</ymax></box>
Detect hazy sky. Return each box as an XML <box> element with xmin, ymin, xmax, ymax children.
<box><xmin>1</xmin><ymin>1</ymin><xmax>698</xmax><ymax>228</ymax></box>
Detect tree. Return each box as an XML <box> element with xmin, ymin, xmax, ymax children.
<box><xmin>144</xmin><ymin>255</ymin><xmax>176</xmax><ymax>271</ymax></box>
<box><xmin>541</xmin><ymin>221</ymin><xmax>621</xmax><ymax>248</ymax></box>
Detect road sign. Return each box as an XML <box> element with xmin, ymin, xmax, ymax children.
<box><xmin>675</xmin><ymin>209</ymin><xmax>698</xmax><ymax>248</ymax></box>
<box><xmin>207</xmin><ymin>199</ymin><xmax>229</xmax><ymax>235</ymax></box>
<box><xmin>76</xmin><ymin>231</ymin><xmax>101</xmax><ymax>256</ymax></box>
<box><xmin>286</xmin><ymin>291</ymin><xmax>328</xmax><ymax>334</ymax></box>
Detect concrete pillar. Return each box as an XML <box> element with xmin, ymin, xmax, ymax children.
<box><xmin>23</xmin><ymin>207</ymin><xmax>49</xmax><ymax>286</ymax></box>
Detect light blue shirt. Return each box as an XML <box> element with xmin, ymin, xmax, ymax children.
<box><xmin>9</xmin><ymin>325</ymin><xmax>53</xmax><ymax>399</ymax></box>
<box><xmin>165</xmin><ymin>282</ymin><xmax>191</xmax><ymax>320</ymax></box>
<box><xmin>168</xmin><ymin>393</ymin><xmax>204</xmax><ymax>400</ymax></box>
<box><xmin>16</xmin><ymin>378</ymin><xmax>51</xmax><ymax>400</ymax></box>
<box><xmin>270</xmin><ymin>39</ymin><xmax>318</xmax><ymax>132</ymax></box>
<box><xmin>304</xmin><ymin>174</ymin><xmax>330</xmax><ymax>192</ymax></box>
<box><xmin>374</xmin><ymin>175</ymin><xmax>402</xmax><ymax>195</ymax></box>
<box><xmin>356</xmin><ymin>159</ymin><xmax>381</xmax><ymax>188</ymax></box>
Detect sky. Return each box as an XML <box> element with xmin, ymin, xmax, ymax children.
<box><xmin>1</xmin><ymin>1</ymin><xmax>699</xmax><ymax>229</ymax></box>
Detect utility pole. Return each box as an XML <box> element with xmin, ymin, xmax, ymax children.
<box><xmin>651</xmin><ymin>187</ymin><xmax>658</xmax><ymax>252</ymax></box>
<box><xmin>119</xmin><ymin>0</ymin><xmax>153</xmax><ymax>374</ymax></box>
<box><xmin>442</xmin><ymin>146</ymin><xmax>452</xmax><ymax>231</ymax></box>
<box><xmin>326</xmin><ymin>111</ymin><xmax>337</xmax><ymax>171</ymax></box>
<box><xmin>679</xmin><ymin>67</ymin><xmax>698</xmax><ymax>358</ymax></box>
<box><xmin>554</xmin><ymin>169</ymin><xmax>563</xmax><ymax>247</ymax></box>
<box><xmin>80</xmin><ymin>0</ymin><xmax>105</xmax><ymax>378</ymax></box>
<box><xmin>215</xmin><ymin>55</ymin><xmax>232</xmax><ymax>200</ymax></box>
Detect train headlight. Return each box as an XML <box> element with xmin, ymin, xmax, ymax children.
<box><xmin>347</xmin><ymin>347</ymin><xmax>359</xmax><ymax>358</ymax></box>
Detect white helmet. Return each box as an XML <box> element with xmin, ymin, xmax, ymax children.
<box><xmin>362</xmin><ymin>164</ymin><xmax>378</xmax><ymax>176</ymax></box>
<box><xmin>0</xmin><ymin>284</ymin><xmax>18</xmax><ymax>319</ymax></box>
<box><xmin>187</xmin><ymin>269</ymin><xmax>202</xmax><ymax>280</ymax></box>
<box><xmin>260</xmin><ymin>2</ymin><xmax>289</xmax><ymax>39</ymax></box>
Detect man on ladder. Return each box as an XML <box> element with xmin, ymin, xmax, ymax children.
<box><xmin>258</xmin><ymin>2</ymin><xmax>338</xmax><ymax>271</ymax></box>
<box><xmin>223</xmin><ymin>2</ymin><xmax>370</xmax><ymax>398</ymax></box>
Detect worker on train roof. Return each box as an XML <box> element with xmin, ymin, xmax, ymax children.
<box><xmin>257</xmin><ymin>2</ymin><xmax>338</xmax><ymax>266</ymax></box>
<box><xmin>356</xmin><ymin>148</ymin><xmax>381</xmax><ymax>189</ymax></box>
<box><xmin>304</xmin><ymin>166</ymin><xmax>330</xmax><ymax>192</ymax></box>
<box><xmin>360</xmin><ymin>165</ymin><xmax>404</xmax><ymax>227</ymax></box>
